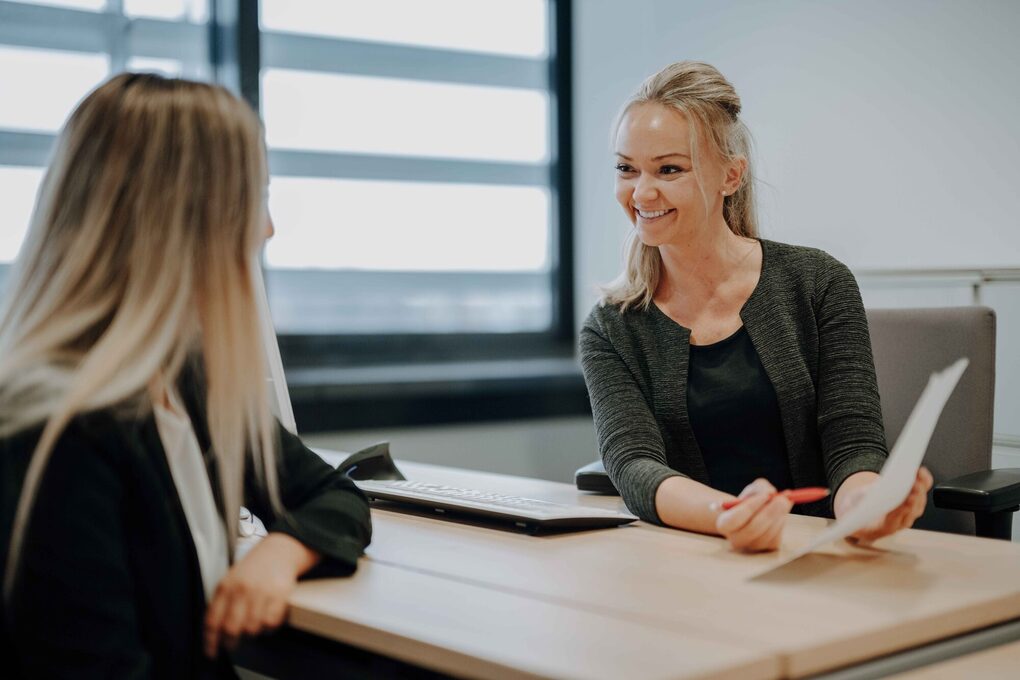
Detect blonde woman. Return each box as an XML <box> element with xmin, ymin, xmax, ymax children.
<box><xmin>0</xmin><ymin>74</ymin><xmax>371</xmax><ymax>676</ymax></box>
<box><xmin>580</xmin><ymin>62</ymin><xmax>932</xmax><ymax>552</ymax></box>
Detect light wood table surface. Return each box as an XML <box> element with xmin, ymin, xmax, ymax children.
<box><xmin>289</xmin><ymin>560</ymin><xmax>777</xmax><ymax>680</ymax></box>
<box><xmin>291</xmin><ymin>458</ymin><xmax>1020</xmax><ymax>679</ymax></box>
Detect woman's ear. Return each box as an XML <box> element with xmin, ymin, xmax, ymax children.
<box><xmin>722</xmin><ymin>156</ymin><xmax>748</xmax><ymax>195</ymax></box>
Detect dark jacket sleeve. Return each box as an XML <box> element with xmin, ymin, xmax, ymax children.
<box><xmin>7</xmin><ymin>420</ymin><xmax>152</xmax><ymax>679</ymax></box>
<box><xmin>579</xmin><ymin>309</ymin><xmax>682</xmax><ymax>524</ymax></box>
<box><xmin>244</xmin><ymin>424</ymin><xmax>372</xmax><ymax>577</ymax></box>
<box><xmin>813</xmin><ymin>254</ymin><xmax>889</xmax><ymax>497</ymax></box>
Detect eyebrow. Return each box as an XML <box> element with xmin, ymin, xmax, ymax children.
<box><xmin>615</xmin><ymin>152</ymin><xmax>691</xmax><ymax>161</ymax></box>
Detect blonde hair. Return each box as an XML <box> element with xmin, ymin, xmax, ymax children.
<box><xmin>0</xmin><ymin>73</ymin><xmax>281</xmax><ymax>600</ymax></box>
<box><xmin>603</xmin><ymin>61</ymin><xmax>759</xmax><ymax>311</ymax></box>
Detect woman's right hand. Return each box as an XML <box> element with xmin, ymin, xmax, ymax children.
<box><xmin>712</xmin><ymin>478</ymin><xmax>793</xmax><ymax>552</ymax></box>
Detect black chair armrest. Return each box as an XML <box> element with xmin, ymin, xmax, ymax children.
<box><xmin>933</xmin><ymin>468</ymin><xmax>1020</xmax><ymax>514</ymax></box>
<box><xmin>933</xmin><ymin>468</ymin><xmax>1020</xmax><ymax>540</ymax></box>
<box><xmin>575</xmin><ymin>460</ymin><xmax>620</xmax><ymax>495</ymax></box>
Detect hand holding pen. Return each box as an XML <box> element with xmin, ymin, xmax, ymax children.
<box><xmin>710</xmin><ymin>479</ymin><xmax>830</xmax><ymax>553</ymax></box>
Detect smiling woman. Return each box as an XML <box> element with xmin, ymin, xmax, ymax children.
<box><xmin>604</xmin><ymin>61</ymin><xmax>756</xmax><ymax>315</ymax></box>
<box><xmin>580</xmin><ymin>61</ymin><xmax>933</xmax><ymax>554</ymax></box>
<box><xmin>615</xmin><ymin>108</ymin><xmax>740</xmax><ymax>252</ymax></box>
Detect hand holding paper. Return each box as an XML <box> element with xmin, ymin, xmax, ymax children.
<box><xmin>787</xmin><ymin>357</ymin><xmax>969</xmax><ymax>560</ymax></box>
<box><xmin>840</xmin><ymin>467</ymin><xmax>934</xmax><ymax>544</ymax></box>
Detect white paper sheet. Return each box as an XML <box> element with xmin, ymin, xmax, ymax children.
<box><xmin>786</xmin><ymin>357</ymin><xmax>969</xmax><ymax>561</ymax></box>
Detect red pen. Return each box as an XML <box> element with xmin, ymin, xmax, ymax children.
<box><xmin>720</xmin><ymin>486</ymin><xmax>830</xmax><ymax>511</ymax></box>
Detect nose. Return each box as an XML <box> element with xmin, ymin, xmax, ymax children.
<box><xmin>633</xmin><ymin>173</ymin><xmax>658</xmax><ymax>204</ymax></box>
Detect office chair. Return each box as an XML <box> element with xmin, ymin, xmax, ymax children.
<box><xmin>575</xmin><ymin>307</ymin><xmax>1020</xmax><ymax>540</ymax></box>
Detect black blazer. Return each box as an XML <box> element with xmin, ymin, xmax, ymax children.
<box><xmin>0</xmin><ymin>368</ymin><xmax>372</xmax><ymax>678</ymax></box>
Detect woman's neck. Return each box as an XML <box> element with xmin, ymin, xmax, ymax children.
<box><xmin>655</xmin><ymin>220</ymin><xmax>756</xmax><ymax>302</ymax></box>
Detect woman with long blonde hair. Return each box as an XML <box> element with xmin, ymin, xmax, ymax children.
<box><xmin>0</xmin><ymin>73</ymin><xmax>371</xmax><ymax>677</ymax></box>
<box><xmin>581</xmin><ymin>62</ymin><xmax>931</xmax><ymax>552</ymax></box>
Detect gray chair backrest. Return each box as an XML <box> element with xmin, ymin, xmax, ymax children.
<box><xmin>867</xmin><ymin>306</ymin><xmax>996</xmax><ymax>535</ymax></box>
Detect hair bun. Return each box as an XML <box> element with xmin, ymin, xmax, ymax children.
<box><xmin>722</xmin><ymin>99</ymin><xmax>741</xmax><ymax>120</ymax></box>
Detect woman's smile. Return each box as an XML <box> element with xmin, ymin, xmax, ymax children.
<box><xmin>635</xmin><ymin>207</ymin><xmax>676</xmax><ymax>222</ymax></box>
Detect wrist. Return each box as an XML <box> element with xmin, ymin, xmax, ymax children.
<box><xmin>260</xmin><ymin>532</ymin><xmax>322</xmax><ymax>576</ymax></box>
<box><xmin>833</xmin><ymin>471</ymin><xmax>880</xmax><ymax>518</ymax></box>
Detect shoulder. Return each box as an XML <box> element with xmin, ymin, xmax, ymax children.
<box><xmin>2</xmin><ymin>408</ymin><xmax>128</xmax><ymax>460</ymax></box>
<box><xmin>580</xmin><ymin>299</ymin><xmax>662</xmax><ymax>347</ymax></box>
<box><xmin>582</xmin><ymin>300</ymin><xmax>622</xmax><ymax>335</ymax></box>
<box><xmin>760</xmin><ymin>239</ymin><xmax>857</xmax><ymax>303</ymax></box>
<box><xmin>579</xmin><ymin>300</ymin><xmax>685</xmax><ymax>377</ymax></box>
<box><xmin>762</xmin><ymin>238</ymin><xmax>848</xmax><ymax>275</ymax></box>
<box><xmin>1</xmin><ymin>407</ymin><xmax>144</xmax><ymax>501</ymax></box>
<box><xmin>582</xmin><ymin>299</ymin><xmax>659</xmax><ymax>333</ymax></box>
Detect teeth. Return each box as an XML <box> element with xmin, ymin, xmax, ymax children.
<box><xmin>637</xmin><ymin>208</ymin><xmax>671</xmax><ymax>219</ymax></box>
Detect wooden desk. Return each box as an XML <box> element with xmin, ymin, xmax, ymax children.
<box><xmin>284</xmin><ymin>460</ymin><xmax>1020</xmax><ymax>679</ymax></box>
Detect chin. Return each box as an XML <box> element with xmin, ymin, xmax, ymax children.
<box><xmin>634</xmin><ymin>224</ymin><xmax>669</xmax><ymax>248</ymax></box>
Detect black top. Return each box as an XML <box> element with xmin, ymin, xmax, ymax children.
<box><xmin>1</xmin><ymin>362</ymin><xmax>373</xmax><ymax>679</ymax></box>
<box><xmin>580</xmin><ymin>239</ymin><xmax>889</xmax><ymax>524</ymax></box>
<box><xmin>687</xmin><ymin>326</ymin><xmax>794</xmax><ymax>496</ymax></box>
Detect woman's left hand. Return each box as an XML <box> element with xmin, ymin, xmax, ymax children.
<box><xmin>839</xmin><ymin>467</ymin><xmax>934</xmax><ymax>545</ymax></box>
<box><xmin>204</xmin><ymin>532</ymin><xmax>321</xmax><ymax>658</ymax></box>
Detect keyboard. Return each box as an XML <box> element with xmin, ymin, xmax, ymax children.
<box><xmin>354</xmin><ymin>479</ymin><xmax>638</xmax><ymax>531</ymax></box>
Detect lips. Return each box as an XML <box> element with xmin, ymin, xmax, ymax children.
<box><xmin>636</xmin><ymin>208</ymin><xmax>675</xmax><ymax>220</ymax></box>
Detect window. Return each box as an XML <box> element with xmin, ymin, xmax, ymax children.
<box><xmin>0</xmin><ymin>0</ymin><xmax>214</xmax><ymax>291</ymax></box>
<box><xmin>258</xmin><ymin>0</ymin><xmax>574</xmax><ymax>365</ymax></box>
<box><xmin>0</xmin><ymin>1</ymin><xmax>580</xmax><ymax>429</ymax></box>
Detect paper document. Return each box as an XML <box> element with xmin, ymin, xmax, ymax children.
<box><xmin>788</xmin><ymin>357</ymin><xmax>969</xmax><ymax>560</ymax></box>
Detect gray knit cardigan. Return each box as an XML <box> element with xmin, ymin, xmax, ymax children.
<box><xmin>579</xmin><ymin>239</ymin><xmax>888</xmax><ymax>524</ymax></box>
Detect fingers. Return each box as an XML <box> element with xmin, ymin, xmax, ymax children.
<box><xmin>720</xmin><ymin>494</ymin><xmax>793</xmax><ymax>552</ymax></box>
<box><xmin>716</xmin><ymin>491</ymin><xmax>771</xmax><ymax>536</ymax></box>
<box><xmin>739</xmin><ymin>478</ymin><xmax>777</xmax><ymax>499</ymax></box>
<box><xmin>204</xmin><ymin>583</ymin><xmax>289</xmax><ymax>658</ymax></box>
<box><xmin>755</xmin><ymin>513</ymin><xmax>787</xmax><ymax>551</ymax></box>
<box><xmin>204</xmin><ymin>586</ymin><xmax>229</xmax><ymax>658</ymax></box>
<box><xmin>220</xmin><ymin>587</ymin><xmax>250</xmax><ymax>650</ymax></box>
<box><xmin>243</xmin><ymin>594</ymin><xmax>268</xmax><ymax>636</ymax></box>
<box><xmin>715</xmin><ymin>478</ymin><xmax>777</xmax><ymax>533</ymax></box>
<box><xmin>247</xmin><ymin>592</ymin><xmax>289</xmax><ymax>634</ymax></box>
<box><xmin>741</xmin><ymin>495</ymin><xmax>793</xmax><ymax>551</ymax></box>
<box><xmin>851</xmin><ymin>470</ymin><xmax>933</xmax><ymax>544</ymax></box>
<box><xmin>900</xmin><ymin>470</ymin><xmax>930</xmax><ymax>527</ymax></box>
<box><xmin>264</xmin><ymin>598</ymin><xmax>289</xmax><ymax>629</ymax></box>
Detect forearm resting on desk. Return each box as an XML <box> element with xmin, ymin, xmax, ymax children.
<box><xmin>655</xmin><ymin>476</ymin><xmax>734</xmax><ymax>535</ymax></box>
<box><xmin>655</xmin><ymin>476</ymin><xmax>796</xmax><ymax>552</ymax></box>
